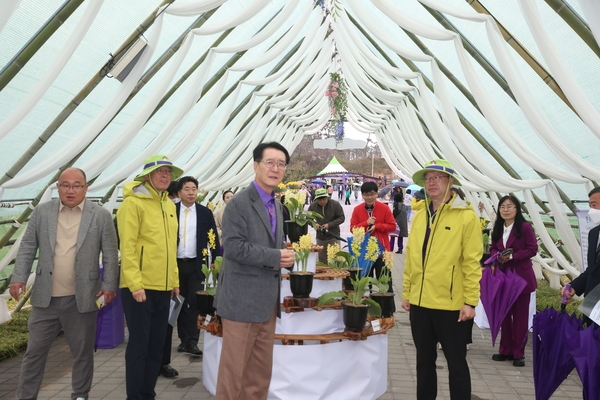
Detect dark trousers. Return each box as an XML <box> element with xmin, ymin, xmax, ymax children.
<box><xmin>345</xmin><ymin>197</ymin><xmax>351</xmax><ymax>205</ymax></box>
<box><xmin>122</xmin><ymin>288</ymin><xmax>170</xmax><ymax>400</ymax></box>
<box><xmin>177</xmin><ymin>259</ymin><xmax>204</xmax><ymax>346</ymax></box>
<box><xmin>499</xmin><ymin>291</ymin><xmax>530</xmax><ymax>359</ymax></box>
<box><xmin>409</xmin><ymin>305</ymin><xmax>471</xmax><ymax>400</ymax></box>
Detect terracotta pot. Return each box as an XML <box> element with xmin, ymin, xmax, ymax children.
<box><xmin>289</xmin><ymin>272</ymin><xmax>314</xmax><ymax>298</ymax></box>
<box><xmin>196</xmin><ymin>291</ymin><xmax>216</xmax><ymax>317</ymax></box>
<box><xmin>286</xmin><ymin>222</ymin><xmax>308</xmax><ymax>243</ymax></box>
<box><xmin>370</xmin><ymin>293</ymin><xmax>395</xmax><ymax>318</ymax></box>
<box><xmin>342</xmin><ymin>268</ymin><xmax>361</xmax><ymax>291</ymax></box>
<box><xmin>342</xmin><ymin>302</ymin><xmax>369</xmax><ymax>332</ymax></box>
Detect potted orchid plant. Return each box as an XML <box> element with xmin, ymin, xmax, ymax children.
<box><xmin>289</xmin><ymin>234</ymin><xmax>316</xmax><ymax>298</ymax></box>
<box><xmin>197</xmin><ymin>228</ymin><xmax>219</xmax><ymax>316</ymax></box>
<box><xmin>369</xmin><ymin>251</ymin><xmax>395</xmax><ymax>318</ymax></box>
<box><xmin>283</xmin><ymin>190</ymin><xmax>322</xmax><ymax>242</ymax></box>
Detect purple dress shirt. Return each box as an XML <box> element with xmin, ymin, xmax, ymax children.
<box><xmin>252</xmin><ymin>181</ymin><xmax>277</xmax><ymax>240</ymax></box>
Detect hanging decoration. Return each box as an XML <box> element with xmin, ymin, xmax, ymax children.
<box><xmin>326</xmin><ymin>72</ymin><xmax>348</xmax><ymax>142</ymax></box>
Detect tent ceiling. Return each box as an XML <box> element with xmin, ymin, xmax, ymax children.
<box><xmin>0</xmin><ymin>0</ymin><xmax>598</xmax><ymax>204</ymax></box>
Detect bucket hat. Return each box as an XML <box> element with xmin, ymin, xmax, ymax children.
<box><xmin>314</xmin><ymin>188</ymin><xmax>329</xmax><ymax>200</ymax></box>
<box><xmin>412</xmin><ymin>159</ymin><xmax>461</xmax><ymax>186</ymax></box>
<box><xmin>134</xmin><ymin>155</ymin><xmax>184</xmax><ymax>182</ymax></box>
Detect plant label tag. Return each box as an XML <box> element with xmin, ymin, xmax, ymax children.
<box><xmin>371</xmin><ymin>319</ymin><xmax>381</xmax><ymax>332</ymax></box>
<box><xmin>204</xmin><ymin>315</ymin><xmax>212</xmax><ymax>326</ymax></box>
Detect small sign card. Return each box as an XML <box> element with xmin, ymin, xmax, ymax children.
<box><xmin>371</xmin><ymin>319</ymin><xmax>381</xmax><ymax>332</ymax></box>
<box><xmin>204</xmin><ymin>314</ymin><xmax>212</xmax><ymax>326</ymax></box>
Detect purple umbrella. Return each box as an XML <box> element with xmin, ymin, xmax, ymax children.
<box><xmin>533</xmin><ymin>307</ymin><xmax>583</xmax><ymax>400</ymax></box>
<box><xmin>479</xmin><ymin>266</ymin><xmax>527</xmax><ymax>346</ymax></box>
<box><xmin>566</xmin><ymin>325</ymin><xmax>600</xmax><ymax>400</ymax></box>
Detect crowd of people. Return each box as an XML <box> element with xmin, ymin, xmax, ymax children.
<box><xmin>7</xmin><ymin>143</ymin><xmax>599</xmax><ymax>400</ymax></box>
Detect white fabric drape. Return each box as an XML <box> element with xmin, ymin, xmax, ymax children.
<box><xmin>164</xmin><ymin>0</ymin><xmax>228</xmax><ymax>17</ymax></box>
<box><xmin>186</xmin><ymin>0</ymin><xmax>270</xmax><ymax>35</ymax></box>
<box><xmin>0</xmin><ymin>0</ymin><xmax>104</xmax><ymax>141</ymax></box>
<box><xmin>0</xmin><ymin>0</ymin><xmax>21</xmax><ymax>36</ymax></box>
<box><xmin>578</xmin><ymin>0</ymin><xmax>600</xmax><ymax>50</ymax></box>
<box><xmin>518</xmin><ymin>0</ymin><xmax>600</xmax><ymax>140</ymax></box>
<box><xmin>0</xmin><ymin>11</ymin><xmax>164</xmax><ymax>194</ymax></box>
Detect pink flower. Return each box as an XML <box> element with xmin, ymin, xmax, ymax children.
<box><xmin>325</xmin><ymin>90</ymin><xmax>331</xmax><ymax>97</ymax></box>
<box><xmin>331</xmin><ymin>82</ymin><xmax>339</xmax><ymax>88</ymax></box>
<box><xmin>332</xmin><ymin>92</ymin><xmax>338</xmax><ymax>98</ymax></box>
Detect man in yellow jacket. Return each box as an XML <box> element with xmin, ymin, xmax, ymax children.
<box><xmin>402</xmin><ymin>159</ymin><xmax>482</xmax><ymax>400</ymax></box>
<box><xmin>117</xmin><ymin>155</ymin><xmax>183</xmax><ymax>400</ymax></box>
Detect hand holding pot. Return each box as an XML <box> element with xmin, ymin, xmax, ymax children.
<box><xmin>280</xmin><ymin>249</ymin><xmax>295</xmax><ymax>269</ymax></box>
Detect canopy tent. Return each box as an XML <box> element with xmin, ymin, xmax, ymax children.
<box><xmin>316</xmin><ymin>157</ymin><xmax>348</xmax><ymax>175</ymax></box>
<box><xmin>0</xmin><ymin>0</ymin><xmax>599</xmax><ymax>282</ymax></box>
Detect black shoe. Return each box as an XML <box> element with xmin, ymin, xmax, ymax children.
<box><xmin>184</xmin><ymin>343</ymin><xmax>203</xmax><ymax>356</ymax></box>
<box><xmin>492</xmin><ymin>353</ymin><xmax>514</xmax><ymax>361</ymax></box>
<box><xmin>513</xmin><ymin>357</ymin><xmax>525</xmax><ymax>367</ymax></box>
<box><xmin>177</xmin><ymin>343</ymin><xmax>186</xmax><ymax>353</ymax></box>
<box><xmin>159</xmin><ymin>364</ymin><xmax>179</xmax><ymax>378</ymax></box>
<box><xmin>395</xmin><ymin>249</ymin><xmax>402</xmax><ymax>254</ymax></box>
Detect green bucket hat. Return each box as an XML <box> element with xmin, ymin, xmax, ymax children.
<box><xmin>412</xmin><ymin>159</ymin><xmax>461</xmax><ymax>187</ymax></box>
<box><xmin>314</xmin><ymin>188</ymin><xmax>329</xmax><ymax>200</ymax></box>
<box><xmin>134</xmin><ymin>155</ymin><xmax>184</xmax><ymax>182</ymax></box>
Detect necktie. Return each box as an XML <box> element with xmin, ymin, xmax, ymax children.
<box><xmin>183</xmin><ymin>208</ymin><xmax>190</xmax><ymax>247</ymax></box>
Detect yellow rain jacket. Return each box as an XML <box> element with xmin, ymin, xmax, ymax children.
<box><xmin>117</xmin><ymin>181</ymin><xmax>179</xmax><ymax>292</ymax></box>
<box><xmin>403</xmin><ymin>194</ymin><xmax>482</xmax><ymax>310</ymax></box>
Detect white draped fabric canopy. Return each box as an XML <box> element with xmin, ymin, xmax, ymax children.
<box><xmin>0</xmin><ymin>0</ymin><xmax>599</xmax><ymax>279</ymax></box>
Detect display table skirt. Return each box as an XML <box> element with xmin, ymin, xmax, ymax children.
<box><xmin>203</xmin><ymin>333</ymin><xmax>388</xmax><ymax>400</ymax></box>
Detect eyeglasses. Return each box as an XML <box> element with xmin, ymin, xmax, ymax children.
<box><xmin>362</xmin><ymin>192</ymin><xmax>378</xmax><ymax>197</ymax></box>
<box><xmin>499</xmin><ymin>205</ymin><xmax>516</xmax><ymax>210</ymax></box>
<box><xmin>58</xmin><ymin>183</ymin><xmax>85</xmax><ymax>191</ymax></box>
<box><xmin>261</xmin><ymin>160</ymin><xmax>287</xmax><ymax>170</ymax></box>
<box><xmin>423</xmin><ymin>175</ymin><xmax>448</xmax><ymax>183</ymax></box>
<box><xmin>154</xmin><ymin>168</ymin><xmax>172</xmax><ymax>175</ymax></box>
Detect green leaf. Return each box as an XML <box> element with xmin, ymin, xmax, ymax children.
<box><xmin>362</xmin><ymin>298</ymin><xmax>382</xmax><ymax>318</ymax></box>
<box><xmin>317</xmin><ymin>291</ymin><xmax>346</xmax><ymax>306</ymax></box>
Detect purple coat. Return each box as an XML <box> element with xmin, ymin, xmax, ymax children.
<box><xmin>490</xmin><ymin>221</ymin><xmax>538</xmax><ymax>293</ymax></box>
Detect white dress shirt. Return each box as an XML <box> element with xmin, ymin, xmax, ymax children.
<box><xmin>177</xmin><ymin>204</ymin><xmax>197</xmax><ymax>259</ymax></box>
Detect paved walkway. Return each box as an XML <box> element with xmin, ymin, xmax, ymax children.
<box><xmin>0</xmin><ymin>200</ymin><xmax>584</xmax><ymax>399</ymax></box>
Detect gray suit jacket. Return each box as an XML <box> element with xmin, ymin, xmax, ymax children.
<box><xmin>11</xmin><ymin>199</ymin><xmax>119</xmax><ymax>313</ymax></box>
<box><xmin>214</xmin><ymin>183</ymin><xmax>285</xmax><ymax>323</ymax></box>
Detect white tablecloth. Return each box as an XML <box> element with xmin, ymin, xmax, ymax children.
<box><xmin>474</xmin><ymin>292</ymin><xmax>536</xmax><ymax>330</ymax></box>
<box><xmin>203</xmin><ymin>333</ymin><xmax>388</xmax><ymax>400</ymax></box>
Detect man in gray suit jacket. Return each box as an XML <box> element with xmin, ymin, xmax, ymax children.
<box><xmin>10</xmin><ymin>168</ymin><xmax>119</xmax><ymax>400</ymax></box>
<box><xmin>215</xmin><ymin>142</ymin><xmax>295</xmax><ymax>400</ymax></box>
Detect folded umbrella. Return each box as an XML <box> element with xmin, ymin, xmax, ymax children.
<box><xmin>479</xmin><ymin>266</ymin><xmax>527</xmax><ymax>346</ymax></box>
<box><xmin>566</xmin><ymin>325</ymin><xmax>600</xmax><ymax>400</ymax></box>
<box><xmin>533</xmin><ymin>307</ymin><xmax>583</xmax><ymax>400</ymax></box>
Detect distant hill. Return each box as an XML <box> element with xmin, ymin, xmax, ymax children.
<box><xmin>285</xmin><ymin>134</ymin><xmax>396</xmax><ymax>183</ymax></box>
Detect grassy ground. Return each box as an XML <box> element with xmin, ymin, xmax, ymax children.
<box><xmin>0</xmin><ymin>307</ymin><xmax>30</xmax><ymax>362</ymax></box>
<box><xmin>535</xmin><ymin>279</ymin><xmax>582</xmax><ymax>317</ymax></box>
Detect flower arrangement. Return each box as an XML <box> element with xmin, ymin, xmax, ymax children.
<box><xmin>284</xmin><ymin>190</ymin><xmax>322</xmax><ymax>227</ymax></box>
<box><xmin>348</xmin><ymin>227</ymin><xmax>382</xmax><ymax>276</ymax></box>
<box><xmin>480</xmin><ymin>217</ymin><xmax>490</xmax><ymax>253</ymax></box>
<box><xmin>292</xmin><ymin>234</ymin><xmax>314</xmax><ymax>272</ymax></box>
<box><xmin>325</xmin><ymin>72</ymin><xmax>348</xmax><ymax>141</ymax></box>
<box><xmin>201</xmin><ymin>228</ymin><xmax>220</xmax><ymax>295</ymax></box>
<box><xmin>370</xmin><ymin>251</ymin><xmax>393</xmax><ymax>294</ymax></box>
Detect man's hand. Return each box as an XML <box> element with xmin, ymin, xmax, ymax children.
<box><xmin>401</xmin><ymin>300</ymin><xmax>410</xmax><ymax>311</ymax></box>
<box><xmin>172</xmin><ymin>287</ymin><xmax>180</xmax><ymax>297</ymax></box>
<box><xmin>367</xmin><ymin>224</ymin><xmax>376</xmax><ymax>233</ymax></box>
<box><xmin>561</xmin><ymin>286</ymin><xmax>576</xmax><ymax>302</ymax></box>
<box><xmin>367</xmin><ymin>216</ymin><xmax>376</xmax><ymax>226</ymax></box>
<box><xmin>96</xmin><ymin>290</ymin><xmax>117</xmax><ymax>305</ymax></box>
<box><xmin>315</xmin><ymin>223</ymin><xmax>322</xmax><ymax>230</ymax></box>
<box><xmin>132</xmin><ymin>288</ymin><xmax>146</xmax><ymax>302</ymax></box>
<box><xmin>322</xmin><ymin>223</ymin><xmax>329</xmax><ymax>229</ymax></box>
<box><xmin>458</xmin><ymin>305</ymin><xmax>475</xmax><ymax>322</ymax></box>
<box><xmin>280</xmin><ymin>249</ymin><xmax>295</xmax><ymax>269</ymax></box>
<box><xmin>9</xmin><ymin>282</ymin><xmax>26</xmax><ymax>301</ymax></box>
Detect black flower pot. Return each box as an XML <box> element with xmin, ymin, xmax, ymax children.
<box><xmin>343</xmin><ymin>302</ymin><xmax>370</xmax><ymax>332</ymax></box>
<box><xmin>196</xmin><ymin>291</ymin><xmax>216</xmax><ymax>317</ymax></box>
<box><xmin>370</xmin><ymin>293</ymin><xmax>395</xmax><ymax>318</ymax></box>
<box><xmin>286</xmin><ymin>221</ymin><xmax>308</xmax><ymax>243</ymax></box>
<box><xmin>289</xmin><ymin>272</ymin><xmax>314</xmax><ymax>298</ymax></box>
<box><xmin>342</xmin><ymin>268</ymin><xmax>361</xmax><ymax>291</ymax></box>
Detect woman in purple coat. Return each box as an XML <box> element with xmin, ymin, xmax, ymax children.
<box><xmin>489</xmin><ymin>195</ymin><xmax>538</xmax><ymax>367</ymax></box>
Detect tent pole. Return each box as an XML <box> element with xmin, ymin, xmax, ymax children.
<box><xmin>0</xmin><ymin>0</ymin><xmax>85</xmax><ymax>92</ymax></box>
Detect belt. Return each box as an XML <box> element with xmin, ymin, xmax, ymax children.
<box><xmin>177</xmin><ymin>257</ymin><xmax>196</xmax><ymax>262</ymax></box>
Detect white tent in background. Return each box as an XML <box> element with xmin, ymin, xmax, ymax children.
<box><xmin>316</xmin><ymin>156</ymin><xmax>348</xmax><ymax>175</ymax></box>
